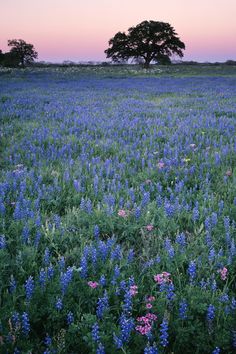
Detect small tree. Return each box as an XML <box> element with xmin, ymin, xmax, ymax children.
<box><xmin>8</xmin><ymin>39</ymin><xmax>38</xmax><ymax>67</ymax></box>
<box><xmin>105</xmin><ymin>20</ymin><xmax>185</xmax><ymax>68</ymax></box>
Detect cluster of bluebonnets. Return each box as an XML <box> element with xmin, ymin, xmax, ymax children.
<box><xmin>0</xmin><ymin>68</ymin><xmax>236</xmax><ymax>353</ymax></box>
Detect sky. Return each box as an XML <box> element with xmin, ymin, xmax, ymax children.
<box><xmin>0</xmin><ymin>0</ymin><xmax>236</xmax><ymax>63</ymax></box>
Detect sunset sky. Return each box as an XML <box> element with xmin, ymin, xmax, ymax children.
<box><xmin>0</xmin><ymin>0</ymin><xmax>236</xmax><ymax>63</ymax></box>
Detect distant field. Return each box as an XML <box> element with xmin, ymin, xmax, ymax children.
<box><xmin>0</xmin><ymin>68</ymin><xmax>236</xmax><ymax>353</ymax></box>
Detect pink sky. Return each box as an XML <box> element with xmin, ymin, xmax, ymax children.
<box><xmin>1</xmin><ymin>0</ymin><xmax>236</xmax><ymax>62</ymax></box>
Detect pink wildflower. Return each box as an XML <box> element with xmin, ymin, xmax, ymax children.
<box><xmin>145</xmin><ymin>313</ymin><xmax>157</xmax><ymax>321</ymax></box>
<box><xmin>135</xmin><ymin>323</ymin><xmax>151</xmax><ymax>335</ymax></box>
<box><xmin>146</xmin><ymin>303</ymin><xmax>152</xmax><ymax>309</ymax></box>
<box><xmin>87</xmin><ymin>281</ymin><xmax>99</xmax><ymax>289</ymax></box>
<box><xmin>135</xmin><ymin>313</ymin><xmax>157</xmax><ymax>335</ymax></box>
<box><xmin>118</xmin><ymin>209</ymin><xmax>127</xmax><ymax>218</ymax></box>
<box><xmin>154</xmin><ymin>272</ymin><xmax>171</xmax><ymax>284</ymax></box>
<box><xmin>189</xmin><ymin>144</ymin><xmax>196</xmax><ymax>148</ymax></box>
<box><xmin>218</xmin><ymin>267</ymin><xmax>228</xmax><ymax>281</ymax></box>
<box><xmin>146</xmin><ymin>224</ymin><xmax>154</xmax><ymax>231</ymax></box>
<box><xmin>146</xmin><ymin>296</ymin><xmax>155</xmax><ymax>302</ymax></box>
<box><xmin>225</xmin><ymin>170</ymin><xmax>232</xmax><ymax>177</ymax></box>
<box><xmin>130</xmin><ymin>285</ymin><xmax>138</xmax><ymax>296</ymax></box>
<box><xmin>157</xmin><ymin>161</ymin><xmax>165</xmax><ymax>169</ymax></box>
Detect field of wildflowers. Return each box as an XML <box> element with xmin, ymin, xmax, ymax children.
<box><xmin>0</xmin><ymin>67</ymin><xmax>236</xmax><ymax>353</ymax></box>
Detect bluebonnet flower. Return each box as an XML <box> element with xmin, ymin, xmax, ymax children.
<box><xmin>224</xmin><ymin>216</ymin><xmax>230</xmax><ymax>231</ymax></box>
<box><xmin>219</xmin><ymin>294</ymin><xmax>229</xmax><ymax>303</ymax></box>
<box><xmin>119</xmin><ymin>314</ymin><xmax>134</xmax><ymax>343</ymax></box>
<box><xmin>160</xmin><ymin>319</ymin><xmax>169</xmax><ymax>347</ymax></box>
<box><xmin>44</xmin><ymin>248</ymin><xmax>50</xmax><ymax>266</ymax></box>
<box><xmin>231</xmin><ymin>239</ymin><xmax>236</xmax><ymax>257</ymax></box>
<box><xmin>80</xmin><ymin>255</ymin><xmax>88</xmax><ymax>278</ymax></box>
<box><xmin>0</xmin><ymin>200</ymin><xmax>5</xmax><ymax>216</ymax></box>
<box><xmin>179</xmin><ymin>299</ymin><xmax>188</xmax><ymax>319</ymax></box>
<box><xmin>205</xmin><ymin>216</ymin><xmax>211</xmax><ymax>231</ymax></box>
<box><xmin>94</xmin><ymin>225</ymin><xmax>100</xmax><ymax>240</ymax></box>
<box><xmin>60</xmin><ymin>267</ymin><xmax>73</xmax><ymax>294</ymax></box>
<box><xmin>212</xmin><ymin>347</ymin><xmax>220</xmax><ymax>354</ymax></box>
<box><xmin>166</xmin><ymin>283</ymin><xmax>175</xmax><ymax>302</ymax></box>
<box><xmin>218</xmin><ymin>200</ymin><xmax>224</xmax><ymax>213</ymax></box>
<box><xmin>67</xmin><ymin>311</ymin><xmax>74</xmax><ymax>325</ymax></box>
<box><xmin>135</xmin><ymin>206</ymin><xmax>141</xmax><ymax>219</ymax></box>
<box><xmin>12</xmin><ymin>312</ymin><xmax>20</xmax><ymax>330</ymax></box>
<box><xmin>98</xmin><ymin>240</ymin><xmax>109</xmax><ymax>261</ymax></box>
<box><xmin>164</xmin><ymin>201</ymin><xmax>175</xmax><ymax>218</ymax></box>
<box><xmin>21</xmin><ymin>312</ymin><xmax>30</xmax><ymax>336</ymax></box>
<box><xmin>231</xmin><ymin>297</ymin><xmax>236</xmax><ymax>310</ymax></box>
<box><xmin>39</xmin><ymin>269</ymin><xmax>47</xmax><ymax>289</ymax></box>
<box><xmin>99</xmin><ymin>274</ymin><xmax>106</xmax><ymax>286</ymax></box>
<box><xmin>86</xmin><ymin>199</ymin><xmax>93</xmax><ymax>214</ymax></box>
<box><xmin>111</xmin><ymin>265</ymin><xmax>120</xmax><ymax>285</ymax></box>
<box><xmin>144</xmin><ymin>344</ymin><xmax>158</xmax><ymax>354</ymax></box>
<box><xmin>141</xmin><ymin>191</ymin><xmax>150</xmax><ymax>208</ymax></box>
<box><xmin>122</xmin><ymin>288</ymin><xmax>133</xmax><ymax>313</ymax></box>
<box><xmin>48</xmin><ymin>264</ymin><xmax>54</xmax><ymax>279</ymax></box>
<box><xmin>93</xmin><ymin>175</ymin><xmax>99</xmax><ymax>195</ymax></box>
<box><xmin>9</xmin><ymin>275</ymin><xmax>17</xmax><ymax>293</ymax></box>
<box><xmin>73</xmin><ymin>179</ymin><xmax>80</xmax><ymax>192</ymax></box>
<box><xmin>232</xmin><ymin>330</ymin><xmax>236</xmax><ymax>348</ymax></box>
<box><xmin>0</xmin><ymin>232</ymin><xmax>6</xmax><ymax>250</ymax></box>
<box><xmin>127</xmin><ymin>249</ymin><xmax>134</xmax><ymax>263</ymax></box>
<box><xmin>211</xmin><ymin>280</ymin><xmax>217</xmax><ymax>292</ymax></box>
<box><xmin>205</xmin><ymin>231</ymin><xmax>212</xmax><ymax>246</ymax></box>
<box><xmin>111</xmin><ymin>245</ymin><xmax>121</xmax><ymax>261</ymax></box>
<box><xmin>34</xmin><ymin>230</ymin><xmax>41</xmax><ymax>247</ymax></box>
<box><xmin>156</xmin><ymin>195</ymin><xmax>162</xmax><ymax>207</ymax></box>
<box><xmin>208</xmin><ymin>248</ymin><xmax>215</xmax><ymax>262</ymax></box>
<box><xmin>25</xmin><ymin>276</ymin><xmax>34</xmax><ymax>301</ymax></box>
<box><xmin>96</xmin><ymin>342</ymin><xmax>105</xmax><ymax>354</ymax></box>
<box><xmin>192</xmin><ymin>206</ymin><xmax>199</xmax><ymax>222</ymax></box>
<box><xmin>58</xmin><ymin>256</ymin><xmax>65</xmax><ymax>270</ymax></box>
<box><xmin>22</xmin><ymin>226</ymin><xmax>30</xmax><ymax>243</ymax></box>
<box><xmin>175</xmin><ymin>232</ymin><xmax>186</xmax><ymax>250</ymax></box>
<box><xmin>211</xmin><ymin>212</ymin><xmax>218</xmax><ymax>227</ymax></box>
<box><xmin>188</xmin><ymin>261</ymin><xmax>196</xmax><ymax>283</ymax></box>
<box><xmin>44</xmin><ymin>334</ymin><xmax>52</xmax><ymax>346</ymax></box>
<box><xmin>96</xmin><ymin>291</ymin><xmax>109</xmax><ymax>319</ymax></box>
<box><xmin>56</xmin><ymin>298</ymin><xmax>63</xmax><ymax>310</ymax></box>
<box><xmin>92</xmin><ymin>322</ymin><xmax>100</xmax><ymax>343</ymax></box>
<box><xmin>207</xmin><ymin>304</ymin><xmax>215</xmax><ymax>322</ymax></box>
<box><xmin>164</xmin><ymin>238</ymin><xmax>175</xmax><ymax>259</ymax></box>
<box><xmin>113</xmin><ymin>334</ymin><xmax>123</xmax><ymax>349</ymax></box>
<box><xmin>80</xmin><ymin>197</ymin><xmax>86</xmax><ymax>210</ymax></box>
<box><xmin>91</xmin><ymin>246</ymin><xmax>97</xmax><ymax>267</ymax></box>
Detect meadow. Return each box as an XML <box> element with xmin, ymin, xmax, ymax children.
<box><xmin>0</xmin><ymin>66</ymin><xmax>236</xmax><ymax>353</ymax></box>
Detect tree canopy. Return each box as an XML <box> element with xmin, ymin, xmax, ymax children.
<box><xmin>7</xmin><ymin>39</ymin><xmax>38</xmax><ymax>67</ymax></box>
<box><xmin>105</xmin><ymin>20</ymin><xmax>185</xmax><ymax>67</ymax></box>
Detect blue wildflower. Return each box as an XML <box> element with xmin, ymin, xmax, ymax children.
<box><xmin>25</xmin><ymin>276</ymin><xmax>34</xmax><ymax>301</ymax></box>
<box><xmin>67</xmin><ymin>311</ymin><xmax>74</xmax><ymax>325</ymax></box>
<box><xmin>96</xmin><ymin>291</ymin><xmax>109</xmax><ymax>319</ymax></box>
<box><xmin>179</xmin><ymin>299</ymin><xmax>188</xmax><ymax>319</ymax></box>
<box><xmin>160</xmin><ymin>319</ymin><xmax>169</xmax><ymax>347</ymax></box>
<box><xmin>21</xmin><ymin>312</ymin><xmax>30</xmax><ymax>336</ymax></box>
<box><xmin>92</xmin><ymin>322</ymin><xmax>100</xmax><ymax>343</ymax></box>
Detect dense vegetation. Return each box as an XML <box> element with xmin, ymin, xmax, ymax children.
<box><xmin>0</xmin><ymin>67</ymin><xmax>236</xmax><ymax>353</ymax></box>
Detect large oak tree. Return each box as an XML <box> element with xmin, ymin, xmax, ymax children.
<box><xmin>105</xmin><ymin>21</ymin><xmax>185</xmax><ymax>68</ymax></box>
<box><xmin>8</xmin><ymin>39</ymin><xmax>38</xmax><ymax>67</ymax></box>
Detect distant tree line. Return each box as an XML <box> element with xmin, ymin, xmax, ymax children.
<box><xmin>0</xmin><ymin>39</ymin><xmax>38</xmax><ymax>67</ymax></box>
<box><xmin>1</xmin><ymin>28</ymin><xmax>235</xmax><ymax>69</ymax></box>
